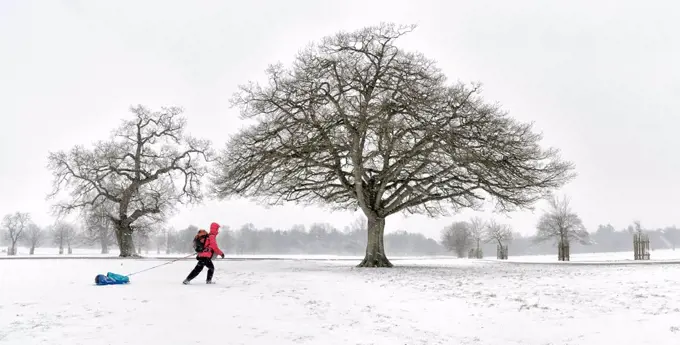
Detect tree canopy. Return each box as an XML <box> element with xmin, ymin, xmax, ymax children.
<box><xmin>211</xmin><ymin>23</ymin><xmax>575</xmax><ymax>267</ymax></box>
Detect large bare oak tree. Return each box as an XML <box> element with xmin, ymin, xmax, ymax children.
<box><xmin>211</xmin><ymin>23</ymin><xmax>575</xmax><ymax>267</ymax></box>
<box><xmin>47</xmin><ymin>105</ymin><xmax>213</xmax><ymax>257</ymax></box>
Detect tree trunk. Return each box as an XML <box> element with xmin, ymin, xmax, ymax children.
<box><xmin>558</xmin><ymin>237</ymin><xmax>570</xmax><ymax>261</ymax></box>
<box><xmin>357</xmin><ymin>215</ymin><xmax>392</xmax><ymax>267</ymax></box>
<box><xmin>59</xmin><ymin>243</ymin><xmax>64</xmax><ymax>254</ymax></box>
<box><xmin>100</xmin><ymin>232</ymin><xmax>110</xmax><ymax>254</ymax></box>
<box><xmin>8</xmin><ymin>242</ymin><xmax>17</xmax><ymax>256</ymax></box>
<box><xmin>29</xmin><ymin>245</ymin><xmax>35</xmax><ymax>255</ymax></box>
<box><xmin>68</xmin><ymin>245</ymin><xmax>72</xmax><ymax>254</ymax></box>
<box><xmin>115</xmin><ymin>224</ymin><xmax>138</xmax><ymax>257</ymax></box>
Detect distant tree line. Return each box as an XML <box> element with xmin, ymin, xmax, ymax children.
<box><xmin>1</xmin><ymin>212</ymin><xmax>83</xmax><ymax>255</ymax></box>
<box><xmin>0</xmin><ymin>208</ymin><xmax>160</xmax><ymax>256</ymax></box>
<box><xmin>3</xmin><ymin>207</ymin><xmax>678</xmax><ymax>258</ymax></box>
<box><xmin>0</xmin><ymin>213</ymin><xmax>444</xmax><ymax>256</ymax></box>
<box><xmin>439</xmin><ymin>197</ymin><xmax>680</xmax><ymax>259</ymax></box>
<box><xmin>161</xmin><ymin>222</ymin><xmax>444</xmax><ymax>256</ymax></box>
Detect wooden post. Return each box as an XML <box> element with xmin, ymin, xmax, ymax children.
<box><xmin>643</xmin><ymin>233</ymin><xmax>650</xmax><ymax>260</ymax></box>
<box><xmin>633</xmin><ymin>233</ymin><xmax>651</xmax><ymax>260</ymax></box>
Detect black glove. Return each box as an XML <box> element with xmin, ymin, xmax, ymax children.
<box><xmin>220</xmin><ymin>253</ymin><xmax>225</xmax><ymax>259</ymax></box>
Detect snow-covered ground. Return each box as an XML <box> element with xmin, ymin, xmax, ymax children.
<box><xmin>4</xmin><ymin>246</ymin><xmax>680</xmax><ymax>263</ymax></box>
<box><xmin>505</xmin><ymin>249</ymin><xmax>680</xmax><ymax>263</ymax></box>
<box><xmin>1</xmin><ymin>257</ymin><xmax>680</xmax><ymax>344</ymax></box>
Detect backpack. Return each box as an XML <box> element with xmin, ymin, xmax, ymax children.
<box><xmin>193</xmin><ymin>229</ymin><xmax>209</xmax><ymax>253</ymax></box>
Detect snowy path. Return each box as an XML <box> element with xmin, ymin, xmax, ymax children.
<box><xmin>1</xmin><ymin>258</ymin><xmax>679</xmax><ymax>344</ymax></box>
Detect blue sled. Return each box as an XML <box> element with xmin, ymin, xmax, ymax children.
<box><xmin>95</xmin><ymin>272</ymin><xmax>130</xmax><ymax>285</ymax></box>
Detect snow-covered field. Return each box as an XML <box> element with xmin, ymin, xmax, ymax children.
<box><xmin>505</xmin><ymin>249</ymin><xmax>680</xmax><ymax>263</ymax></box>
<box><xmin>1</xmin><ymin>256</ymin><xmax>680</xmax><ymax>345</ymax></box>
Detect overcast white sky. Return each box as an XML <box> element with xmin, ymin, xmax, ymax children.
<box><xmin>1</xmin><ymin>0</ymin><xmax>678</xmax><ymax>240</ymax></box>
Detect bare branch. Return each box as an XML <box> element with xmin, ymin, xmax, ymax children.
<box><xmin>484</xmin><ymin>219</ymin><xmax>513</xmax><ymax>246</ymax></box>
<box><xmin>469</xmin><ymin>216</ymin><xmax>485</xmax><ymax>244</ymax></box>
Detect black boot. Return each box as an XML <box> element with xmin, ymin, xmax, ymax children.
<box><xmin>206</xmin><ymin>266</ymin><xmax>215</xmax><ymax>283</ymax></box>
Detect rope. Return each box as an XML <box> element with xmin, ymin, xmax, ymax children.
<box><xmin>125</xmin><ymin>253</ymin><xmax>195</xmax><ymax>277</ymax></box>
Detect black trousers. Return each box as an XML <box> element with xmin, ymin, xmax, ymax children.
<box><xmin>185</xmin><ymin>257</ymin><xmax>215</xmax><ymax>282</ymax></box>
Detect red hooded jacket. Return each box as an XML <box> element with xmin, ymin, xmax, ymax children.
<box><xmin>197</xmin><ymin>222</ymin><xmax>224</xmax><ymax>258</ymax></box>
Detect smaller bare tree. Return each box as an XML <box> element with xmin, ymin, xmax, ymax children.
<box><xmin>82</xmin><ymin>205</ymin><xmax>116</xmax><ymax>254</ymax></box>
<box><xmin>65</xmin><ymin>225</ymin><xmax>79</xmax><ymax>254</ymax></box>
<box><xmin>469</xmin><ymin>217</ymin><xmax>485</xmax><ymax>258</ymax></box>
<box><xmin>154</xmin><ymin>228</ymin><xmax>167</xmax><ymax>254</ymax></box>
<box><xmin>52</xmin><ymin>221</ymin><xmax>77</xmax><ymax>254</ymax></box>
<box><xmin>441</xmin><ymin>221</ymin><xmax>473</xmax><ymax>258</ymax></box>
<box><xmin>131</xmin><ymin>215</ymin><xmax>163</xmax><ymax>255</ymax></box>
<box><xmin>26</xmin><ymin>223</ymin><xmax>44</xmax><ymax>255</ymax></box>
<box><xmin>2</xmin><ymin>212</ymin><xmax>31</xmax><ymax>255</ymax></box>
<box><xmin>484</xmin><ymin>219</ymin><xmax>514</xmax><ymax>247</ymax></box>
<box><xmin>347</xmin><ymin>216</ymin><xmax>366</xmax><ymax>234</ymax></box>
<box><xmin>534</xmin><ymin>195</ymin><xmax>590</xmax><ymax>260</ymax></box>
<box><xmin>485</xmin><ymin>219</ymin><xmax>513</xmax><ymax>259</ymax></box>
<box><xmin>51</xmin><ymin>224</ymin><xmax>64</xmax><ymax>254</ymax></box>
<box><xmin>165</xmin><ymin>227</ymin><xmax>176</xmax><ymax>254</ymax></box>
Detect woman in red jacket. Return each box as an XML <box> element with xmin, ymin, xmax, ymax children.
<box><xmin>183</xmin><ymin>222</ymin><xmax>225</xmax><ymax>284</ymax></box>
